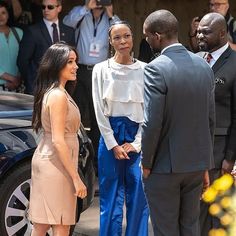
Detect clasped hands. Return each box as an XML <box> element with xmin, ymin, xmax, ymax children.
<box><xmin>113</xmin><ymin>143</ymin><xmax>136</xmax><ymax>160</ymax></box>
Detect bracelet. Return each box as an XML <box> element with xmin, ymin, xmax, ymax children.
<box><xmin>109</xmin><ymin>16</ymin><xmax>115</xmax><ymax>21</ymax></box>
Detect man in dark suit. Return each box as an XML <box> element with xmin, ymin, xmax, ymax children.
<box><xmin>141</xmin><ymin>10</ymin><xmax>215</xmax><ymax>236</ymax></box>
<box><xmin>196</xmin><ymin>12</ymin><xmax>236</xmax><ymax>235</ymax></box>
<box><xmin>17</xmin><ymin>0</ymin><xmax>75</xmax><ymax>94</ymax></box>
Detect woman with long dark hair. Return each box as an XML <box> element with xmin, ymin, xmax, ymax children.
<box><xmin>92</xmin><ymin>21</ymin><xmax>149</xmax><ymax>236</ymax></box>
<box><xmin>30</xmin><ymin>43</ymin><xmax>87</xmax><ymax>236</ymax></box>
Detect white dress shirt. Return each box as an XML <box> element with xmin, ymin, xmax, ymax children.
<box><xmin>208</xmin><ymin>43</ymin><xmax>229</xmax><ymax>67</ymax></box>
<box><xmin>43</xmin><ymin>19</ymin><xmax>60</xmax><ymax>42</ymax></box>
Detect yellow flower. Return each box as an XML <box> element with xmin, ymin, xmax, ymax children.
<box><xmin>209</xmin><ymin>203</ymin><xmax>221</xmax><ymax>216</ymax></box>
<box><xmin>212</xmin><ymin>174</ymin><xmax>234</xmax><ymax>192</ymax></box>
<box><xmin>203</xmin><ymin>186</ymin><xmax>218</xmax><ymax>203</ymax></box>
<box><xmin>220</xmin><ymin>213</ymin><xmax>234</xmax><ymax>226</ymax></box>
<box><xmin>209</xmin><ymin>228</ymin><xmax>227</xmax><ymax>236</ymax></box>
<box><xmin>220</xmin><ymin>196</ymin><xmax>232</xmax><ymax>209</ymax></box>
<box><xmin>204</xmin><ymin>174</ymin><xmax>236</xmax><ymax>236</ymax></box>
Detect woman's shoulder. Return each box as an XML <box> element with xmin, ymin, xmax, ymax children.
<box><xmin>93</xmin><ymin>60</ymin><xmax>109</xmax><ymax>70</ymax></box>
<box><xmin>93</xmin><ymin>60</ymin><xmax>110</xmax><ymax>75</ymax></box>
<box><xmin>47</xmin><ymin>87</ymin><xmax>67</xmax><ymax>96</ymax></box>
<box><xmin>45</xmin><ymin>88</ymin><xmax>67</xmax><ymax>105</ymax></box>
<box><xmin>135</xmin><ymin>59</ymin><xmax>147</xmax><ymax>69</ymax></box>
<box><xmin>11</xmin><ymin>27</ymin><xmax>23</xmax><ymax>38</ymax></box>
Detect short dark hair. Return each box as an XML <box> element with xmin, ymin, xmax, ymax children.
<box><xmin>144</xmin><ymin>10</ymin><xmax>178</xmax><ymax>39</ymax></box>
<box><xmin>108</xmin><ymin>20</ymin><xmax>132</xmax><ymax>37</ymax></box>
<box><xmin>0</xmin><ymin>1</ymin><xmax>9</xmax><ymax>13</ymax></box>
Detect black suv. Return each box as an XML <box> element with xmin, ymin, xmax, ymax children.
<box><xmin>0</xmin><ymin>92</ymin><xmax>96</xmax><ymax>236</ymax></box>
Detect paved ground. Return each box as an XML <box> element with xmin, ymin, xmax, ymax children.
<box><xmin>73</xmin><ymin>196</ymin><xmax>154</xmax><ymax>236</ymax></box>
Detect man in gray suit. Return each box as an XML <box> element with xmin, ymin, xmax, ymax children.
<box><xmin>196</xmin><ymin>13</ymin><xmax>236</xmax><ymax>235</ymax></box>
<box><xmin>141</xmin><ymin>10</ymin><xmax>215</xmax><ymax>236</ymax></box>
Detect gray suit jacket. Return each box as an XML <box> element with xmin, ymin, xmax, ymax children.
<box><xmin>141</xmin><ymin>45</ymin><xmax>215</xmax><ymax>173</ymax></box>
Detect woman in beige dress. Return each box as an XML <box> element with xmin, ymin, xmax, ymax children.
<box><xmin>30</xmin><ymin>43</ymin><xmax>87</xmax><ymax>236</ymax></box>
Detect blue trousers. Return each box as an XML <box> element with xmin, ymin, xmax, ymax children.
<box><xmin>98</xmin><ymin>117</ymin><xmax>149</xmax><ymax>236</ymax></box>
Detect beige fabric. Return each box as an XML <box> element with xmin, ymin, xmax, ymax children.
<box><xmin>29</xmin><ymin>88</ymin><xmax>80</xmax><ymax>225</ymax></box>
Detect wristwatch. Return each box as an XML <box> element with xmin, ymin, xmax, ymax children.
<box><xmin>109</xmin><ymin>16</ymin><xmax>115</xmax><ymax>21</ymax></box>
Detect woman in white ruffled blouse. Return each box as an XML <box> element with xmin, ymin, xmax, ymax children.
<box><xmin>92</xmin><ymin>20</ymin><xmax>149</xmax><ymax>236</ymax></box>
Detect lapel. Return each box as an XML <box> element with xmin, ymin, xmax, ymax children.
<box><xmin>39</xmin><ymin>20</ymin><xmax>53</xmax><ymax>45</ymax></box>
<box><xmin>212</xmin><ymin>46</ymin><xmax>232</xmax><ymax>73</ymax></box>
<box><xmin>59</xmin><ymin>21</ymin><xmax>66</xmax><ymax>42</ymax></box>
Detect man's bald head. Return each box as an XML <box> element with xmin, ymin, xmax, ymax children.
<box><xmin>144</xmin><ymin>10</ymin><xmax>178</xmax><ymax>40</ymax></box>
<box><xmin>201</xmin><ymin>12</ymin><xmax>227</xmax><ymax>31</ymax></box>
<box><xmin>197</xmin><ymin>12</ymin><xmax>228</xmax><ymax>52</ymax></box>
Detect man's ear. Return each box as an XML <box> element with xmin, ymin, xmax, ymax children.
<box><xmin>57</xmin><ymin>5</ymin><xmax>62</xmax><ymax>13</ymax></box>
<box><xmin>220</xmin><ymin>29</ymin><xmax>226</xmax><ymax>39</ymax></box>
<box><xmin>226</xmin><ymin>3</ymin><xmax>230</xmax><ymax>11</ymax></box>
<box><xmin>154</xmin><ymin>32</ymin><xmax>161</xmax><ymax>40</ymax></box>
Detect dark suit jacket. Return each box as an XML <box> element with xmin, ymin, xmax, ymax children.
<box><xmin>138</xmin><ymin>38</ymin><xmax>156</xmax><ymax>63</ymax></box>
<box><xmin>141</xmin><ymin>45</ymin><xmax>215</xmax><ymax>173</ymax></box>
<box><xmin>17</xmin><ymin>20</ymin><xmax>75</xmax><ymax>94</ymax></box>
<box><xmin>211</xmin><ymin>46</ymin><xmax>236</xmax><ymax>168</ymax></box>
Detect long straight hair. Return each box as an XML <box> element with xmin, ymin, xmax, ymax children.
<box><xmin>32</xmin><ymin>43</ymin><xmax>78</xmax><ymax>133</ymax></box>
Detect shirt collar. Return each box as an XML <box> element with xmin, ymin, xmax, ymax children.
<box><xmin>109</xmin><ymin>57</ymin><xmax>143</xmax><ymax>70</ymax></box>
<box><xmin>211</xmin><ymin>43</ymin><xmax>229</xmax><ymax>62</ymax></box>
<box><xmin>43</xmin><ymin>18</ymin><xmax>59</xmax><ymax>28</ymax></box>
<box><xmin>161</xmin><ymin>43</ymin><xmax>182</xmax><ymax>54</ymax></box>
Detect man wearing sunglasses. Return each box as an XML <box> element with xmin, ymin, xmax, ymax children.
<box><xmin>189</xmin><ymin>0</ymin><xmax>236</xmax><ymax>52</ymax></box>
<box><xmin>63</xmin><ymin>0</ymin><xmax>119</xmax><ymax>166</ymax></box>
<box><xmin>17</xmin><ymin>0</ymin><xmax>75</xmax><ymax>94</ymax></box>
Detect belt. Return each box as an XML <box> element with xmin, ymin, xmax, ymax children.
<box><xmin>215</xmin><ymin>127</ymin><xmax>229</xmax><ymax>136</ymax></box>
<box><xmin>43</xmin><ymin>132</ymin><xmax>77</xmax><ymax>138</ymax></box>
<box><xmin>78</xmin><ymin>64</ymin><xmax>95</xmax><ymax>70</ymax></box>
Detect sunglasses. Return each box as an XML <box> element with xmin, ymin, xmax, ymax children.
<box><xmin>41</xmin><ymin>4</ymin><xmax>59</xmax><ymax>10</ymax></box>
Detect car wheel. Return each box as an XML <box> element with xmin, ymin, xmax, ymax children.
<box><xmin>0</xmin><ymin>161</ymin><xmax>33</xmax><ymax>236</ymax></box>
<box><xmin>0</xmin><ymin>162</ymin><xmax>54</xmax><ymax>236</ymax></box>
<box><xmin>0</xmin><ymin>161</ymin><xmax>77</xmax><ymax>236</ymax></box>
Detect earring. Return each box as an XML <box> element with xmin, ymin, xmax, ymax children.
<box><xmin>131</xmin><ymin>51</ymin><xmax>134</xmax><ymax>62</ymax></box>
<box><xmin>109</xmin><ymin>45</ymin><xmax>114</xmax><ymax>58</ymax></box>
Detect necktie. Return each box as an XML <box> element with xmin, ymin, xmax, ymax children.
<box><xmin>52</xmin><ymin>23</ymin><xmax>59</xmax><ymax>43</ymax></box>
<box><xmin>206</xmin><ymin>53</ymin><xmax>213</xmax><ymax>64</ymax></box>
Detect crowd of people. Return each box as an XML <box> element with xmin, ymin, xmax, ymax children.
<box><xmin>1</xmin><ymin>0</ymin><xmax>236</xmax><ymax>235</ymax></box>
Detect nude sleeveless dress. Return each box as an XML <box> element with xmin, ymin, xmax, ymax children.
<box><xmin>29</xmin><ymin>88</ymin><xmax>80</xmax><ymax>225</ymax></box>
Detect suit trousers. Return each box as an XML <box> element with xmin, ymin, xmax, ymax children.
<box><xmin>73</xmin><ymin>65</ymin><xmax>100</xmax><ymax>163</ymax></box>
<box><xmin>98</xmin><ymin>117</ymin><xmax>149</xmax><ymax>236</ymax></box>
<box><xmin>144</xmin><ymin>171</ymin><xmax>204</xmax><ymax>236</ymax></box>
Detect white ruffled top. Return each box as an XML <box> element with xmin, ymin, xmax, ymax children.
<box><xmin>92</xmin><ymin>57</ymin><xmax>146</xmax><ymax>151</ymax></box>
